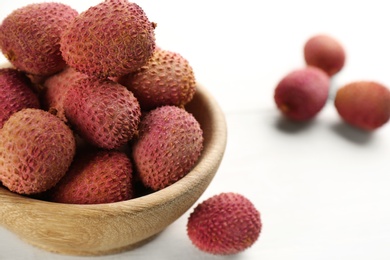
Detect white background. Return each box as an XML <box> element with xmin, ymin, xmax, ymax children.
<box><xmin>1</xmin><ymin>0</ymin><xmax>390</xmax><ymax>259</ymax></box>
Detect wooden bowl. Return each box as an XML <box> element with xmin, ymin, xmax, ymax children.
<box><xmin>0</xmin><ymin>63</ymin><xmax>227</xmax><ymax>256</ymax></box>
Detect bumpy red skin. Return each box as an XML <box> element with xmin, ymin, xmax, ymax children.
<box><xmin>60</xmin><ymin>0</ymin><xmax>156</xmax><ymax>78</ymax></box>
<box><xmin>119</xmin><ymin>48</ymin><xmax>196</xmax><ymax>111</ymax></box>
<box><xmin>64</xmin><ymin>77</ymin><xmax>141</xmax><ymax>149</ymax></box>
<box><xmin>42</xmin><ymin>67</ymin><xmax>87</xmax><ymax>122</ymax></box>
<box><xmin>0</xmin><ymin>3</ymin><xmax>78</xmax><ymax>76</ymax></box>
<box><xmin>304</xmin><ymin>34</ymin><xmax>346</xmax><ymax>76</ymax></box>
<box><xmin>187</xmin><ymin>193</ymin><xmax>262</xmax><ymax>255</ymax></box>
<box><xmin>0</xmin><ymin>68</ymin><xmax>40</xmax><ymax>128</ymax></box>
<box><xmin>132</xmin><ymin>106</ymin><xmax>203</xmax><ymax>191</ymax></box>
<box><xmin>0</xmin><ymin>108</ymin><xmax>76</xmax><ymax>195</ymax></box>
<box><xmin>274</xmin><ymin>66</ymin><xmax>330</xmax><ymax>121</ymax></box>
<box><xmin>334</xmin><ymin>81</ymin><xmax>390</xmax><ymax>130</ymax></box>
<box><xmin>49</xmin><ymin>150</ymin><xmax>134</xmax><ymax>204</ymax></box>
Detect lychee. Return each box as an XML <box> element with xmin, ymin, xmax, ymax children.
<box><xmin>274</xmin><ymin>66</ymin><xmax>330</xmax><ymax>121</ymax></box>
<box><xmin>118</xmin><ymin>48</ymin><xmax>196</xmax><ymax>111</ymax></box>
<box><xmin>0</xmin><ymin>68</ymin><xmax>40</xmax><ymax>128</ymax></box>
<box><xmin>0</xmin><ymin>3</ymin><xmax>78</xmax><ymax>76</ymax></box>
<box><xmin>49</xmin><ymin>150</ymin><xmax>134</xmax><ymax>204</ymax></box>
<box><xmin>64</xmin><ymin>77</ymin><xmax>141</xmax><ymax>149</ymax></box>
<box><xmin>42</xmin><ymin>66</ymin><xmax>87</xmax><ymax>122</ymax></box>
<box><xmin>304</xmin><ymin>34</ymin><xmax>346</xmax><ymax>76</ymax></box>
<box><xmin>60</xmin><ymin>0</ymin><xmax>156</xmax><ymax>78</ymax></box>
<box><xmin>0</xmin><ymin>108</ymin><xmax>76</xmax><ymax>194</ymax></box>
<box><xmin>187</xmin><ymin>192</ymin><xmax>262</xmax><ymax>255</ymax></box>
<box><xmin>132</xmin><ymin>105</ymin><xmax>203</xmax><ymax>191</ymax></box>
<box><xmin>334</xmin><ymin>81</ymin><xmax>390</xmax><ymax>130</ymax></box>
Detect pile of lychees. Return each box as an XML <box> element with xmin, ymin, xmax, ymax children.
<box><xmin>0</xmin><ymin>0</ymin><xmax>201</xmax><ymax>201</ymax></box>
<box><xmin>274</xmin><ymin>34</ymin><xmax>390</xmax><ymax>130</ymax></box>
<box><xmin>0</xmin><ymin>0</ymin><xmax>262</xmax><ymax>256</ymax></box>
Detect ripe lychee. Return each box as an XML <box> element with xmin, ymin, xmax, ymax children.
<box><xmin>118</xmin><ymin>48</ymin><xmax>196</xmax><ymax>111</ymax></box>
<box><xmin>0</xmin><ymin>3</ymin><xmax>78</xmax><ymax>76</ymax></box>
<box><xmin>42</xmin><ymin>66</ymin><xmax>87</xmax><ymax>122</ymax></box>
<box><xmin>132</xmin><ymin>105</ymin><xmax>203</xmax><ymax>190</ymax></box>
<box><xmin>0</xmin><ymin>108</ymin><xmax>76</xmax><ymax>195</ymax></box>
<box><xmin>0</xmin><ymin>68</ymin><xmax>40</xmax><ymax>128</ymax></box>
<box><xmin>187</xmin><ymin>192</ymin><xmax>262</xmax><ymax>255</ymax></box>
<box><xmin>60</xmin><ymin>0</ymin><xmax>156</xmax><ymax>78</ymax></box>
<box><xmin>49</xmin><ymin>150</ymin><xmax>134</xmax><ymax>204</ymax></box>
<box><xmin>274</xmin><ymin>66</ymin><xmax>330</xmax><ymax>121</ymax></box>
<box><xmin>334</xmin><ymin>81</ymin><xmax>390</xmax><ymax>130</ymax></box>
<box><xmin>304</xmin><ymin>34</ymin><xmax>346</xmax><ymax>76</ymax></box>
<box><xmin>64</xmin><ymin>77</ymin><xmax>141</xmax><ymax>149</ymax></box>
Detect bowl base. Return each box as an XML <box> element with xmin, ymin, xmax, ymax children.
<box><xmin>24</xmin><ymin>232</ymin><xmax>161</xmax><ymax>256</ymax></box>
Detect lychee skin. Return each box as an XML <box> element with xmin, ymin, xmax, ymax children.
<box><xmin>187</xmin><ymin>193</ymin><xmax>262</xmax><ymax>255</ymax></box>
<box><xmin>119</xmin><ymin>48</ymin><xmax>196</xmax><ymax>111</ymax></box>
<box><xmin>304</xmin><ymin>34</ymin><xmax>346</xmax><ymax>76</ymax></box>
<box><xmin>49</xmin><ymin>150</ymin><xmax>134</xmax><ymax>204</ymax></box>
<box><xmin>274</xmin><ymin>66</ymin><xmax>330</xmax><ymax>121</ymax></box>
<box><xmin>64</xmin><ymin>77</ymin><xmax>141</xmax><ymax>149</ymax></box>
<box><xmin>334</xmin><ymin>81</ymin><xmax>390</xmax><ymax>130</ymax></box>
<box><xmin>0</xmin><ymin>68</ymin><xmax>40</xmax><ymax>128</ymax></box>
<box><xmin>0</xmin><ymin>108</ymin><xmax>76</xmax><ymax>195</ymax></box>
<box><xmin>132</xmin><ymin>106</ymin><xmax>203</xmax><ymax>191</ymax></box>
<box><xmin>0</xmin><ymin>3</ymin><xmax>78</xmax><ymax>76</ymax></box>
<box><xmin>60</xmin><ymin>0</ymin><xmax>156</xmax><ymax>78</ymax></box>
<box><xmin>42</xmin><ymin>67</ymin><xmax>87</xmax><ymax>122</ymax></box>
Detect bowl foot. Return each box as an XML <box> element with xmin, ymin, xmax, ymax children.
<box><xmin>24</xmin><ymin>233</ymin><xmax>161</xmax><ymax>256</ymax></box>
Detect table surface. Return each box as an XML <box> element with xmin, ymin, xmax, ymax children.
<box><xmin>1</xmin><ymin>1</ymin><xmax>390</xmax><ymax>259</ymax></box>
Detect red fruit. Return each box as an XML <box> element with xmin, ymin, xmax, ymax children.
<box><xmin>0</xmin><ymin>3</ymin><xmax>78</xmax><ymax>76</ymax></box>
<box><xmin>132</xmin><ymin>106</ymin><xmax>203</xmax><ymax>191</ymax></box>
<box><xmin>64</xmin><ymin>77</ymin><xmax>141</xmax><ymax>149</ymax></box>
<box><xmin>334</xmin><ymin>81</ymin><xmax>390</xmax><ymax>130</ymax></box>
<box><xmin>60</xmin><ymin>0</ymin><xmax>156</xmax><ymax>78</ymax></box>
<box><xmin>118</xmin><ymin>48</ymin><xmax>196</xmax><ymax>111</ymax></box>
<box><xmin>0</xmin><ymin>68</ymin><xmax>40</xmax><ymax>128</ymax></box>
<box><xmin>187</xmin><ymin>192</ymin><xmax>262</xmax><ymax>255</ymax></box>
<box><xmin>304</xmin><ymin>34</ymin><xmax>346</xmax><ymax>76</ymax></box>
<box><xmin>274</xmin><ymin>66</ymin><xmax>330</xmax><ymax>121</ymax></box>
<box><xmin>0</xmin><ymin>108</ymin><xmax>76</xmax><ymax>195</ymax></box>
<box><xmin>50</xmin><ymin>150</ymin><xmax>134</xmax><ymax>204</ymax></box>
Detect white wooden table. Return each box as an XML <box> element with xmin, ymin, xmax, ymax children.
<box><xmin>1</xmin><ymin>1</ymin><xmax>390</xmax><ymax>259</ymax></box>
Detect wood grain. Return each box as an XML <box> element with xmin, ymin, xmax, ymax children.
<box><xmin>0</xmin><ymin>68</ymin><xmax>227</xmax><ymax>255</ymax></box>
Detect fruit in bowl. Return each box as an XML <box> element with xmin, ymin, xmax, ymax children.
<box><xmin>0</xmin><ymin>0</ymin><xmax>227</xmax><ymax>255</ymax></box>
